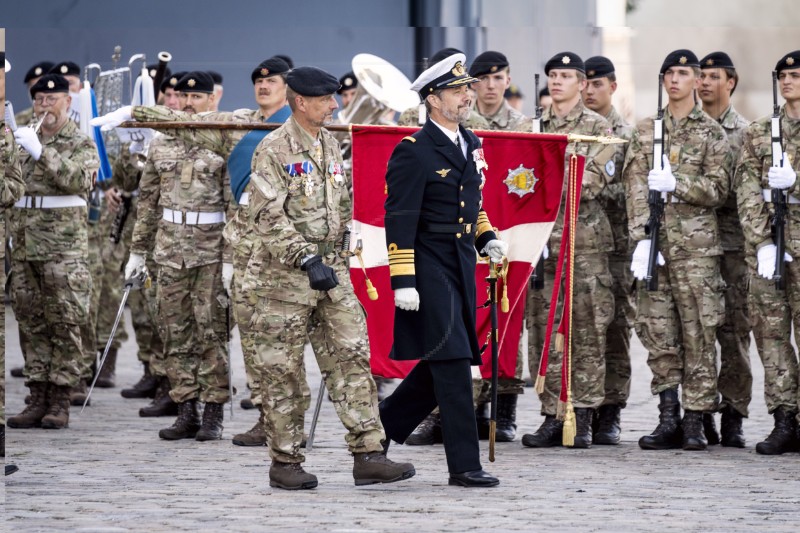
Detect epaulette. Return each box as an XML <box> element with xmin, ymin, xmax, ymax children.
<box><xmin>402</xmin><ymin>136</ymin><xmax>416</xmax><ymax>143</ymax></box>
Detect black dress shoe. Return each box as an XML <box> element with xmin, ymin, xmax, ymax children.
<box><xmin>448</xmin><ymin>469</ymin><xmax>499</xmax><ymax>487</ymax></box>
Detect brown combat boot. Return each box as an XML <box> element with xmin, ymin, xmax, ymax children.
<box><xmin>121</xmin><ymin>363</ymin><xmax>159</xmax><ymax>399</ymax></box>
<box><xmin>352</xmin><ymin>450</ymin><xmax>415</xmax><ymax>486</ymax></box>
<box><xmin>195</xmin><ymin>402</ymin><xmax>224</xmax><ymax>441</ymax></box>
<box><xmin>7</xmin><ymin>382</ymin><xmax>49</xmax><ymax>428</ymax></box>
<box><xmin>95</xmin><ymin>347</ymin><xmax>117</xmax><ymax>388</ymax></box>
<box><xmin>70</xmin><ymin>379</ymin><xmax>90</xmax><ymax>407</ymax></box>
<box><xmin>269</xmin><ymin>461</ymin><xmax>318</xmax><ymax>490</ymax></box>
<box><xmin>41</xmin><ymin>385</ymin><xmax>72</xmax><ymax>429</ymax></box>
<box><xmin>158</xmin><ymin>399</ymin><xmax>201</xmax><ymax>440</ymax></box>
<box><xmin>232</xmin><ymin>412</ymin><xmax>267</xmax><ymax>447</ymax></box>
<box><xmin>139</xmin><ymin>377</ymin><xmax>179</xmax><ymax>417</ymax></box>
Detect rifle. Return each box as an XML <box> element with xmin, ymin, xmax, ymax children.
<box><xmin>771</xmin><ymin>70</ymin><xmax>787</xmax><ymax>291</ymax></box>
<box><xmin>531</xmin><ymin>74</ymin><xmax>545</xmax><ymax>290</ymax></box>
<box><xmin>644</xmin><ymin>73</ymin><xmax>666</xmax><ymax>292</ymax></box>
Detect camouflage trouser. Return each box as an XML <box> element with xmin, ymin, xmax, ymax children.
<box><xmin>233</xmin><ymin>238</ymin><xmax>261</xmax><ymax>405</ymax></box>
<box><xmin>635</xmin><ymin>256</ymin><xmax>725</xmax><ymax>411</ymax></box>
<box><xmin>141</xmin><ymin>257</ymin><xmax>166</xmax><ymax>376</ymax></box>
<box><xmin>526</xmin><ymin>253</ymin><xmax>614</xmax><ymax>413</ymax></box>
<box><xmin>11</xmin><ymin>257</ymin><xmax>91</xmax><ymax>388</ymax></box>
<box><xmin>524</xmin><ymin>257</ymin><xmax>559</xmax><ymax>414</ymax></box>
<box><xmin>1</xmin><ymin>264</ymin><xmax>6</xmax><ymax>424</ymax></box>
<box><xmin>78</xmin><ymin>220</ymin><xmax>106</xmax><ymax>380</ymax></box>
<box><xmin>716</xmin><ymin>250</ymin><xmax>752</xmax><ymax>416</ymax></box>
<box><xmin>251</xmin><ymin>292</ymin><xmax>384</xmax><ymax>463</ymax></box>
<box><xmin>603</xmin><ymin>253</ymin><xmax>635</xmax><ymax>408</ymax></box>
<box><xmin>748</xmin><ymin>264</ymin><xmax>800</xmax><ymax>421</ymax></box>
<box><xmin>157</xmin><ymin>262</ymin><xmax>230</xmax><ymax>404</ymax></box>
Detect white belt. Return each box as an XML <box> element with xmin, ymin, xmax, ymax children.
<box><xmin>762</xmin><ymin>189</ymin><xmax>800</xmax><ymax>204</ymax></box>
<box><xmin>162</xmin><ymin>208</ymin><xmax>225</xmax><ymax>225</ymax></box>
<box><xmin>13</xmin><ymin>195</ymin><xmax>87</xmax><ymax>209</ymax></box>
<box><xmin>239</xmin><ymin>192</ymin><xmax>250</xmax><ymax>206</ymax></box>
<box><xmin>668</xmin><ymin>195</ymin><xmax>684</xmax><ymax>204</ymax></box>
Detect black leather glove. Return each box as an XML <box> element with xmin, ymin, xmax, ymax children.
<box><xmin>300</xmin><ymin>255</ymin><xmax>340</xmax><ymax>291</ymax></box>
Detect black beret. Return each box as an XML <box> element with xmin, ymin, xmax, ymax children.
<box><xmin>469</xmin><ymin>51</ymin><xmax>510</xmax><ymax>78</ymax></box>
<box><xmin>251</xmin><ymin>57</ymin><xmax>291</xmax><ymax>84</ymax></box>
<box><xmin>585</xmin><ymin>56</ymin><xmax>616</xmax><ymax>79</ymax></box>
<box><xmin>660</xmin><ymin>49</ymin><xmax>699</xmax><ymax>75</ymax></box>
<box><xmin>504</xmin><ymin>84</ymin><xmax>523</xmax><ymax>99</ymax></box>
<box><xmin>208</xmin><ymin>71</ymin><xmax>223</xmax><ymax>85</ymax></box>
<box><xmin>776</xmin><ymin>50</ymin><xmax>800</xmax><ymax>73</ymax></box>
<box><xmin>147</xmin><ymin>63</ymin><xmax>171</xmax><ymax>80</ymax></box>
<box><xmin>30</xmin><ymin>74</ymin><xmax>70</xmax><ymax>98</ymax></box>
<box><xmin>24</xmin><ymin>61</ymin><xmax>54</xmax><ymax>84</ymax></box>
<box><xmin>337</xmin><ymin>71</ymin><xmax>358</xmax><ymax>94</ymax></box>
<box><xmin>429</xmin><ymin>47</ymin><xmax>463</xmax><ymax>66</ymax></box>
<box><xmin>162</xmin><ymin>71</ymin><xmax>186</xmax><ymax>93</ymax></box>
<box><xmin>700</xmin><ymin>51</ymin><xmax>735</xmax><ymax>70</ymax></box>
<box><xmin>175</xmin><ymin>71</ymin><xmax>214</xmax><ymax>94</ymax></box>
<box><xmin>274</xmin><ymin>54</ymin><xmax>294</xmax><ymax>69</ymax></box>
<box><xmin>286</xmin><ymin>66</ymin><xmax>340</xmax><ymax>97</ymax></box>
<box><xmin>544</xmin><ymin>52</ymin><xmax>584</xmax><ymax>75</ymax></box>
<box><xmin>49</xmin><ymin>61</ymin><xmax>80</xmax><ymax>77</ymax></box>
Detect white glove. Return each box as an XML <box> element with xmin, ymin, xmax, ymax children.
<box><xmin>394</xmin><ymin>287</ymin><xmax>420</xmax><ymax>311</ymax></box>
<box><xmin>222</xmin><ymin>262</ymin><xmax>234</xmax><ymax>297</ymax></box>
<box><xmin>630</xmin><ymin>239</ymin><xmax>665</xmax><ymax>280</ymax></box>
<box><xmin>124</xmin><ymin>252</ymin><xmax>146</xmax><ymax>280</ymax></box>
<box><xmin>90</xmin><ymin>105</ymin><xmax>133</xmax><ymax>131</ymax></box>
<box><xmin>483</xmin><ymin>239</ymin><xmax>509</xmax><ymax>262</ymax></box>
<box><xmin>756</xmin><ymin>243</ymin><xmax>793</xmax><ymax>279</ymax></box>
<box><xmin>648</xmin><ymin>155</ymin><xmax>677</xmax><ymax>193</ymax></box>
<box><xmin>13</xmin><ymin>127</ymin><xmax>42</xmax><ymax>160</ymax></box>
<box><xmin>768</xmin><ymin>153</ymin><xmax>797</xmax><ymax>190</ymax></box>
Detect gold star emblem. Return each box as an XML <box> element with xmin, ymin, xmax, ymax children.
<box><xmin>261</xmin><ymin>68</ymin><xmax>269</xmax><ymax>76</ymax></box>
<box><xmin>490</xmin><ymin>65</ymin><xmax>498</xmax><ymax>73</ymax></box>
<box><xmin>706</xmin><ymin>59</ymin><xmax>714</xmax><ymax>66</ymax></box>
<box><xmin>788</xmin><ymin>57</ymin><xmax>796</xmax><ymax>66</ymax></box>
<box><xmin>679</xmin><ymin>56</ymin><xmax>687</xmax><ymax>65</ymax></box>
<box><xmin>60</xmin><ymin>65</ymin><xmax>68</xmax><ymax>74</ymax></box>
<box><xmin>187</xmin><ymin>79</ymin><xmax>196</xmax><ymax>88</ymax></box>
<box><xmin>47</xmin><ymin>80</ymin><xmax>55</xmax><ymax>89</ymax></box>
<box><xmin>344</xmin><ymin>77</ymin><xmax>353</xmax><ymax>86</ymax></box>
<box><xmin>562</xmin><ymin>56</ymin><xmax>571</xmax><ymax>65</ymax></box>
<box><xmin>34</xmin><ymin>67</ymin><xmax>43</xmax><ymax>75</ymax></box>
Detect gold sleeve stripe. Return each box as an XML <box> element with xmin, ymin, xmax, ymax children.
<box><xmin>402</xmin><ymin>136</ymin><xmax>416</xmax><ymax>143</ymax></box>
<box><xmin>476</xmin><ymin>211</ymin><xmax>493</xmax><ymax>238</ymax></box>
<box><xmin>390</xmin><ymin>264</ymin><xmax>416</xmax><ymax>276</ymax></box>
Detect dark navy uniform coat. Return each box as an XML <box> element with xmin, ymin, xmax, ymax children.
<box><xmin>384</xmin><ymin>119</ymin><xmax>497</xmax><ymax>365</ymax></box>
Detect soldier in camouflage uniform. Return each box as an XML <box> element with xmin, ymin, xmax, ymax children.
<box><xmin>469</xmin><ymin>50</ymin><xmax>529</xmax><ymax>442</ymax></box>
<box><xmin>626</xmin><ymin>50</ymin><xmax>730</xmax><ymax>451</ymax></box>
<box><xmin>698</xmin><ymin>51</ymin><xmax>752</xmax><ymax>447</ymax></box>
<box><xmin>125</xmin><ymin>72</ymin><xmax>232</xmax><ymax>442</ymax></box>
<box><xmin>581</xmin><ymin>56</ymin><xmax>636</xmax><ymax>445</ymax></box>
<box><xmin>735</xmin><ymin>50</ymin><xmax>800</xmax><ymax>455</ymax></box>
<box><xmin>7</xmin><ymin>74</ymin><xmax>98</xmax><ymax>431</ymax></box>
<box><xmin>519</xmin><ymin>52</ymin><xmax>616</xmax><ymax>449</ymax></box>
<box><xmin>11</xmin><ymin>61</ymin><xmax>54</xmax><ymax>130</ymax></box>
<box><xmin>2</xmin><ymin>53</ymin><xmax>29</xmax><ymax>464</ymax></box>
<box><xmin>246</xmin><ymin>66</ymin><xmax>414</xmax><ymax>490</ymax></box>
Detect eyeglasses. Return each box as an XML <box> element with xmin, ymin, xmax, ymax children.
<box><xmin>33</xmin><ymin>94</ymin><xmax>65</xmax><ymax>105</ymax></box>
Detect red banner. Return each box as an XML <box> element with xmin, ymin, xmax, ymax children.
<box><xmin>349</xmin><ymin>125</ymin><xmax>577</xmax><ymax>379</ymax></box>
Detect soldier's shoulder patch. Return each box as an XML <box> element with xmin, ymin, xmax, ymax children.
<box><xmin>402</xmin><ymin>136</ymin><xmax>416</xmax><ymax>143</ymax></box>
<box><xmin>605</xmin><ymin>159</ymin><xmax>616</xmax><ymax>177</ymax></box>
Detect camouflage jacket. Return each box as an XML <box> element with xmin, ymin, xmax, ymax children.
<box><xmin>518</xmin><ymin>100</ymin><xmax>616</xmax><ymax>254</ymax></box>
<box><xmin>8</xmin><ymin>119</ymin><xmax>97</xmax><ymax>261</ymax></box>
<box><xmin>598</xmin><ymin>106</ymin><xmax>636</xmax><ymax>254</ymax></box>
<box><xmin>476</xmin><ymin>99</ymin><xmax>530</xmax><ymax>131</ymax></box>
<box><xmin>111</xmin><ymin>142</ymin><xmax>145</xmax><ymax>193</ymax></box>
<box><xmin>245</xmin><ymin>116</ymin><xmax>352</xmax><ymax>306</ymax></box>
<box><xmin>715</xmin><ymin>105</ymin><xmax>750</xmax><ymax>251</ymax></box>
<box><xmin>14</xmin><ymin>106</ymin><xmax>34</xmax><ymax>128</ymax></box>
<box><xmin>131</xmin><ymin>133</ymin><xmax>232</xmax><ymax>268</ymax></box>
<box><xmin>1</xmin><ymin>121</ymin><xmax>27</xmax><ymax>262</ymax></box>
<box><xmin>735</xmin><ymin>106</ymin><xmax>800</xmax><ymax>261</ymax></box>
<box><xmin>398</xmin><ymin>106</ymin><xmax>490</xmax><ymax>130</ymax></box>
<box><xmin>625</xmin><ymin>103</ymin><xmax>731</xmax><ymax>261</ymax></box>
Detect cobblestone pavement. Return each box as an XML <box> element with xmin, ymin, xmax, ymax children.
<box><xmin>3</xmin><ymin>304</ymin><xmax>800</xmax><ymax>532</ymax></box>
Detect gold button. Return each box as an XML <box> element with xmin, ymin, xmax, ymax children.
<box><xmin>458</xmin><ymin>217</ymin><xmax>463</xmax><ymax>223</ymax></box>
<box><xmin>456</xmin><ymin>233</ymin><xmax>462</xmax><ymax>238</ymax></box>
<box><xmin>460</xmin><ymin>201</ymin><xmax>465</xmax><ymax>207</ymax></box>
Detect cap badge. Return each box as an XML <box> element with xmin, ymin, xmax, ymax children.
<box><xmin>679</xmin><ymin>56</ymin><xmax>687</xmax><ymax>65</ymax></box>
<box><xmin>562</xmin><ymin>56</ymin><xmax>571</xmax><ymax>65</ymax></box>
<box><xmin>60</xmin><ymin>65</ymin><xmax>68</xmax><ymax>74</ymax></box>
<box><xmin>47</xmin><ymin>80</ymin><xmax>55</xmax><ymax>89</ymax></box>
<box><xmin>451</xmin><ymin>61</ymin><xmax>466</xmax><ymax>77</ymax></box>
<box><xmin>788</xmin><ymin>57</ymin><xmax>796</xmax><ymax>66</ymax></box>
<box><xmin>344</xmin><ymin>77</ymin><xmax>353</xmax><ymax>86</ymax></box>
<box><xmin>261</xmin><ymin>68</ymin><xmax>269</xmax><ymax>76</ymax></box>
<box><xmin>187</xmin><ymin>79</ymin><xmax>196</xmax><ymax>87</ymax></box>
<box><xmin>587</xmin><ymin>70</ymin><xmax>595</xmax><ymax>77</ymax></box>
<box><xmin>490</xmin><ymin>65</ymin><xmax>498</xmax><ymax>73</ymax></box>
<box><xmin>34</xmin><ymin>67</ymin><xmax>43</xmax><ymax>76</ymax></box>
<box><xmin>706</xmin><ymin>59</ymin><xmax>714</xmax><ymax>66</ymax></box>
<box><xmin>169</xmin><ymin>77</ymin><xmax>177</xmax><ymax>86</ymax></box>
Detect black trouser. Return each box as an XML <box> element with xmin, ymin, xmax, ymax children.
<box><xmin>379</xmin><ymin>358</ymin><xmax>481</xmax><ymax>474</ymax></box>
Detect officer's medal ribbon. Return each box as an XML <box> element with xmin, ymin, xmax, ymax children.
<box><xmin>329</xmin><ymin>161</ymin><xmax>344</xmax><ymax>185</ymax></box>
<box><xmin>472</xmin><ymin>148</ymin><xmax>488</xmax><ymax>173</ymax></box>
